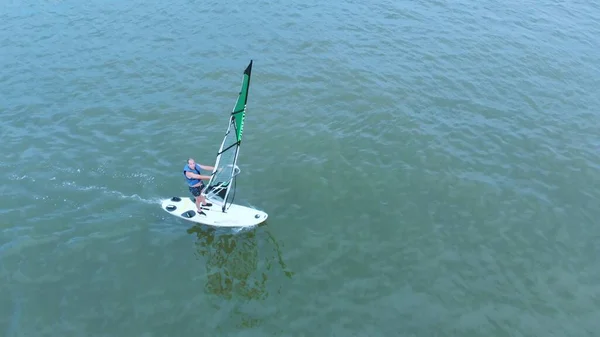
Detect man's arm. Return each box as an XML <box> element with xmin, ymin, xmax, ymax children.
<box><xmin>185</xmin><ymin>171</ymin><xmax>212</xmax><ymax>180</ymax></box>
<box><xmin>199</xmin><ymin>164</ymin><xmax>215</xmax><ymax>171</ymax></box>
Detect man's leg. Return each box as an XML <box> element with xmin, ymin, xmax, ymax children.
<box><xmin>195</xmin><ymin>195</ymin><xmax>203</xmax><ymax>213</ymax></box>
<box><xmin>198</xmin><ymin>183</ymin><xmax>212</xmax><ymax>207</ymax></box>
<box><xmin>190</xmin><ymin>186</ymin><xmax>206</xmax><ymax>214</ymax></box>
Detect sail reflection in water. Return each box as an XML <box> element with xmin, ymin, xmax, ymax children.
<box><xmin>186</xmin><ymin>223</ymin><xmax>293</xmax><ymax>301</ymax></box>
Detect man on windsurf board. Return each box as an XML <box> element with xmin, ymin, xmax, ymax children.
<box><xmin>183</xmin><ymin>158</ymin><xmax>214</xmax><ymax>215</ymax></box>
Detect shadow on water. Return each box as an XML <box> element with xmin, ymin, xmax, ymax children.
<box><xmin>185</xmin><ymin>221</ymin><xmax>294</xmax><ymax>303</ymax></box>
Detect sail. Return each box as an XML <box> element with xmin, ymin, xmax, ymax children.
<box><xmin>204</xmin><ymin>60</ymin><xmax>253</xmax><ymax>212</ymax></box>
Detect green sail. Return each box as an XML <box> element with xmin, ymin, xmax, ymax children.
<box><xmin>204</xmin><ymin>60</ymin><xmax>254</xmax><ymax>211</ymax></box>
<box><xmin>232</xmin><ymin>60</ymin><xmax>252</xmax><ymax>143</ymax></box>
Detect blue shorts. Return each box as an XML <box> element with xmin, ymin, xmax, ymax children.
<box><xmin>189</xmin><ymin>183</ymin><xmax>205</xmax><ymax>197</ymax></box>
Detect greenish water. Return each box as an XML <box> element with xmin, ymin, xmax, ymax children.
<box><xmin>2</xmin><ymin>0</ymin><xmax>600</xmax><ymax>335</ymax></box>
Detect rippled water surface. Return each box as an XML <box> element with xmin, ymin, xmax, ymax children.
<box><xmin>2</xmin><ymin>0</ymin><xmax>600</xmax><ymax>335</ymax></box>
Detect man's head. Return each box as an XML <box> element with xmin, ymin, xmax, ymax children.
<box><xmin>187</xmin><ymin>158</ymin><xmax>195</xmax><ymax>167</ymax></box>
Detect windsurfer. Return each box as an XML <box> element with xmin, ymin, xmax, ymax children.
<box><xmin>183</xmin><ymin>158</ymin><xmax>214</xmax><ymax>214</ymax></box>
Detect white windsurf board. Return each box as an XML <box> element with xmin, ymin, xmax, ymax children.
<box><xmin>161</xmin><ymin>196</ymin><xmax>268</xmax><ymax>228</ymax></box>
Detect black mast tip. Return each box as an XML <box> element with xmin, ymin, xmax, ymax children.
<box><xmin>244</xmin><ymin>60</ymin><xmax>253</xmax><ymax>75</ymax></box>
